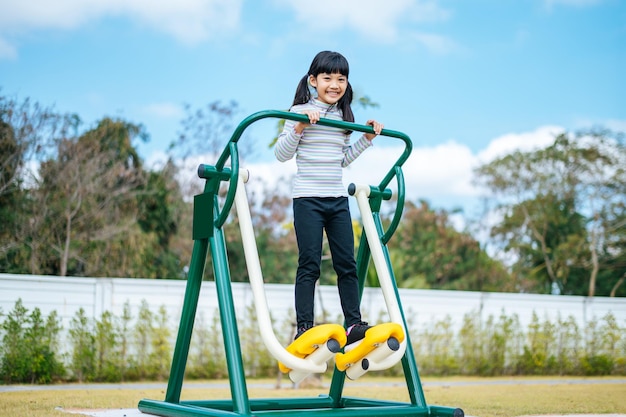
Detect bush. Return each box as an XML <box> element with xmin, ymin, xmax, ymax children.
<box><xmin>1</xmin><ymin>299</ymin><xmax>625</xmax><ymax>384</ymax></box>
<box><xmin>68</xmin><ymin>308</ymin><xmax>96</xmax><ymax>382</ymax></box>
<box><xmin>580</xmin><ymin>354</ymin><xmax>613</xmax><ymax>375</ymax></box>
<box><xmin>0</xmin><ymin>299</ymin><xmax>65</xmax><ymax>383</ymax></box>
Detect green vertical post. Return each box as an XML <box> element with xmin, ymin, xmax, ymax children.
<box><xmin>210</xmin><ymin>208</ymin><xmax>251</xmax><ymax>415</ymax></box>
<box><xmin>164</xmin><ymin>237</ymin><xmax>209</xmax><ymax>403</ymax></box>
<box><xmin>165</xmin><ymin>183</ymin><xmax>216</xmax><ymax>404</ymax></box>
<box><xmin>371</xmin><ymin>207</ymin><xmax>427</xmax><ymax>408</ymax></box>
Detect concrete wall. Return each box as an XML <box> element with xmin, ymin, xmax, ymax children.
<box><xmin>2</xmin><ymin>273</ymin><xmax>624</xmax><ymax>337</ymax></box>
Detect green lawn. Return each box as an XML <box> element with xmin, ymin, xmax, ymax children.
<box><xmin>1</xmin><ymin>377</ymin><xmax>625</xmax><ymax>417</ymax></box>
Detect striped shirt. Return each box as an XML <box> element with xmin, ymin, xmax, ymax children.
<box><xmin>274</xmin><ymin>99</ymin><xmax>372</xmax><ymax>198</ymax></box>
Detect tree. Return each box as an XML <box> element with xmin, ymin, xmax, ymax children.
<box><xmin>0</xmin><ymin>92</ymin><xmax>76</xmax><ymax>273</ymax></box>
<box><xmin>0</xmin><ymin>92</ymin><xmax>74</xmax><ymax>197</ymax></box>
<box><xmin>136</xmin><ymin>159</ymin><xmax>186</xmax><ymax>278</ymax></box>
<box><xmin>37</xmin><ymin>118</ymin><xmax>148</xmax><ymax>276</ymax></box>
<box><xmin>474</xmin><ymin>128</ymin><xmax>625</xmax><ymax>296</ymax></box>
<box><xmin>389</xmin><ymin>200</ymin><xmax>510</xmax><ymax>291</ymax></box>
<box><xmin>170</xmin><ymin>100</ymin><xmax>246</xmax><ymax>161</ymax></box>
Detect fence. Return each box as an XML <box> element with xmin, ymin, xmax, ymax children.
<box><xmin>2</xmin><ymin>273</ymin><xmax>624</xmax><ymax>338</ymax></box>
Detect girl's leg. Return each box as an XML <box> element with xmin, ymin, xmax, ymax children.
<box><xmin>293</xmin><ymin>198</ymin><xmax>324</xmax><ymax>328</ymax></box>
<box><xmin>325</xmin><ymin>197</ymin><xmax>362</xmax><ymax>327</ymax></box>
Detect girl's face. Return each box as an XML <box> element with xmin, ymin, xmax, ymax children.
<box><xmin>309</xmin><ymin>72</ymin><xmax>347</xmax><ymax>105</ymax></box>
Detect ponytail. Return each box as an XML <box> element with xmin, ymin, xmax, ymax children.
<box><xmin>338</xmin><ymin>82</ymin><xmax>355</xmax><ymax>123</ymax></box>
<box><xmin>292</xmin><ymin>75</ymin><xmax>311</xmax><ymax>106</ymax></box>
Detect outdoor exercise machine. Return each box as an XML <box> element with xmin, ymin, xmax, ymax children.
<box><xmin>138</xmin><ymin>111</ymin><xmax>464</xmax><ymax>417</ymax></box>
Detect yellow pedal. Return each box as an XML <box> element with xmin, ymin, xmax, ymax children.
<box><xmin>335</xmin><ymin>322</ymin><xmax>404</xmax><ymax>371</ymax></box>
<box><xmin>278</xmin><ymin>324</ymin><xmax>347</xmax><ymax>373</ymax></box>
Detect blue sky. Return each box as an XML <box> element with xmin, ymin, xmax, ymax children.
<box><xmin>1</xmin><ymin>0</ymin><xmax>624</xmax><ymax>219</ymax></box>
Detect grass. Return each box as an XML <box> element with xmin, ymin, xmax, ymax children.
<box><xmin>1</xmin><ymin>377</ymin><xmax>625</xmax><ymax>417</ymax></box>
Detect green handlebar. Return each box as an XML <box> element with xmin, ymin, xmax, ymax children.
<box><xmin>210</xmin><ymin>110</ymin><xmax>412</xmax><ymax>236</ymax></box>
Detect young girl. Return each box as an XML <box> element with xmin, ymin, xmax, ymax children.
<box><xmin>274</xmin><ymin>51</ymin><xmax>383</xmax><ymax>347</ymax></box>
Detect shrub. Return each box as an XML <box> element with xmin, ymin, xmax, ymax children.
<box><xmin>1</xmin><ymin>299</ymin><xmax>625</xmax><ymax>383</ymax></box>
<box><xmin>188</xmin><ymin>310</ymin><xmax>227</xmax><ymax>379</ymax></box>
<box><xmin>68</xmin><ymin>308</ymin><xmax>96</xmax><ymax>382</ymax></box>
<box><xmin>0</xmin><ymin>299</ymin><xmax>65</xmax><ymax>383</ymax></box>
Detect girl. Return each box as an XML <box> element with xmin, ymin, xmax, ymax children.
<box><xmin>274</xmin><ymin>51</ymin><xmax>383</xmax><ymax>347</ymax></box>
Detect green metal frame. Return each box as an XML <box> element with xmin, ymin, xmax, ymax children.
<box><xmin>138</xmin><ymin>110</ymin><xmax>464</xmax><ymax>417</ymax></box>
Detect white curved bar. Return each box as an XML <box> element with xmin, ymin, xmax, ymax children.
<box><xmin>352</xmin><ymin>184</ymin><xmax>407</xmax><ymax>367</ymax></box>
<box><xmin>234</xmin><ymin>170</ymin><xmax>326</xmax><ymax>374</ymax></box>
<box><xmin>287</xmin><ymin>341</ymin><xmax>337</xmax><ymax>383</ymax></box>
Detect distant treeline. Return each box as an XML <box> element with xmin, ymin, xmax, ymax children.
<box><xmin>1</xmin><ymin>92</ymin><xmax>625</xmax><ymax>296</ymax></box>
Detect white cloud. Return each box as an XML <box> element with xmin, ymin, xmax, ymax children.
<box><xmin>148</xmin><ymin>125</ymin><xmax>562</xmax><ymax>214</ymax></box>
<box><xmin>273</xmin><ymin>0</ymin><xmax>450</xmax><ymax>43</ymax></box>
<box><xmin>341</xmin><ymin>140</ymin><xmax>477</xmax><ymax>201</ymax></box>
<box><xmin>0</xmin><ymin>0</ymin><xmax>243</xmax><ymax>46</ymax></box>
<box><xmin>410</xmin><ymin>32</ymin><xmax>459</xmax><ymax>55</ymax></box>
<box><xmin>605</xmin><ymin>119</ymin><xmax>626</xmax><ymax>132</ymax></box>
<box><xmin>476</xmin><ymin>125</ymin><xmax>563</xmax><ymax>163</ymax></box>
<box><xmin>142</xmin><ymin>102</ymin><xmax>184</xmax><ymax>119</ymax></box>
<box><xmin>122</xmin><ymin>0</ymin><xmax>242</xmax><ymax>44</ymax></box>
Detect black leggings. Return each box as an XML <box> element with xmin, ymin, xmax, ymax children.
<box><xmin>293</xmin><ymin>197</ymin><xmax>362</xmax><ymax>328</ymax></box>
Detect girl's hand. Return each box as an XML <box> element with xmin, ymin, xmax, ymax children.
<box><xmin>294</xmin><ymin>110</ymin><xmax>321</xmax><ymax>134</ymax></box>
<box><xmin>364</xmin><ymin>119</ymin><xmax>384</xmax><ymax>141</ymax></box>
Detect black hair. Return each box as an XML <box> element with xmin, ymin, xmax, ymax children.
<box><xmin>292</xmin><ymin>51</ymin><xmax>355</xmax><ymax>123</ymax></box>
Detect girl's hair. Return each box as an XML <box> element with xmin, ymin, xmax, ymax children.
<box><xmin>292</xmin><ymin>51</ymin><xmax>355</xmax><ymax>123</ymax></box>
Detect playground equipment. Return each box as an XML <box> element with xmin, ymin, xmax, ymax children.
<box><xmin>138</xmin><ymin>111</ymin><xmax>464</xmax><ymax>417</ymax></box>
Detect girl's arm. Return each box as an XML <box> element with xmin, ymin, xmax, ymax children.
<box><xmin>342</xmin><ymin>134</ymin><xmax>372</xmax><ymax>167</ymax></box>
<box><xmin>341</xmin><ymin>119</ymin><xmax>383</xmax><ymax>167</ymax></box>
<box><xmin>274</xmin><ymin>110</ymin><xmax>321</xmax><ymax>162</ymax></box>
<box><xmin>274</xmin><ymin>120</ymin><xmax>301</xmax><ymax>162</ymax></box>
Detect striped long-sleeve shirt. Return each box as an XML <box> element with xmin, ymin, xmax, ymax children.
<box><xmin>274</xmin><ymin>99</ymin><xmax>372</xmax><ymax>198</ymax></box>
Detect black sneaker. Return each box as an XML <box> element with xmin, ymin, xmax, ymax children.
<box><xmin>295</xmin><ymin>323</ymin><xmax>314</xmax><ymax>340</ymax></box>
<box><xmin>346</xmin><ymin>321</ymin><xmax>372</xmax><ymax>346</ymax></box>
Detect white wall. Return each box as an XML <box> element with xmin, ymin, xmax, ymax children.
<box><xmin>2</xmin><ymin>273</ymin><xmax>624</xmax><ymax>338</ymax></box>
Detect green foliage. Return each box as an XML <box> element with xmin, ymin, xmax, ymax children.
<box><xmin>148</xmin><ymin>306</ymin><xmax>172</xmax><ymax>380</ymax></box>
<box><xmin>415</xmin><ymin>315</ymin><xmax>459</xmax><ymax>375</ymax></box>
<box><xmin>65</xmin><ymin>300</ymin><xmax>178</xmax><ymax>382</ymax></box>
<box><xmin>516</xmin><ymin>312</ymin><xmax>558</xmax><ymax>375</ymax></box>
<box><xmin>390</xmin><ymin>200</ymin><xmax>511</xmax><ymax>291</ymax></box>
<box><xmin>413</xmin><ymin>308</ymin><xmax>625</xmax><ymax>378</ymax></box>
<box><xmin>133</xmin><ymin>300</ymin><xmax>153</xmax><ymax>379</ymax></box>
<box><xmin>554</xmin><ymin>315</ymin><xmax>582</xmax><ymax>374</ymax></box>
<box><xmin>136</xmin><ymin>161</ymin><xmax>185</xmax><ymax>279</ymax></box>
<box><xmin>68</xmin><ymin>308</ymin><xmax>96</xmax><ymax>382</ymax></box>
<box><xmin>1</xmin><ymin>299</ymin><xmax>625</xmax><ymax>383</ymax></box>
<box><xmin>94</xmin><ymin>311</ymin><xmax>119</xmax><ymax>382</ymax></box>
<box><xmin>579</xmin><ymin>313</ymin><xmax>623</xmax><ymax>375</ymax></box>
<box><xmin>0</xmin><ymin>91</ymin><xmax>188</xmax><ymax>279</ymax></box>
<box><xmin>0</xmin><ymin>299</ymin><xmax>65</xmax><ymax>383</ymax></box>
<box><xmin>187</xmin><ymin>310</ymin><xmax>227</xmax><ymax>379</ymax></box>
<box><xmin>474</xmin><ymin>129</ymin><xmax>626</xmax><ymax>296</ymax></box>
<box><xmin>3</xmin><ymin>91</ymin><xmax>624</xmax><ymax>297</ymax></box>
<box><xmin>118</xmin><ymin>301</ymin><xmax>133</xmax><ymax>381</ymax></box>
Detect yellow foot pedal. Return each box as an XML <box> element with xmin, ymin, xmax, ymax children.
<box><xmin>278</xmin><ymin>323</ymin><xmax>347</xmax><ymax>382</ymax></box>
<box><xmin>335</xmin><ymin>322</ymin><xmax>405</xmax><ymax>379</ymax></box>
